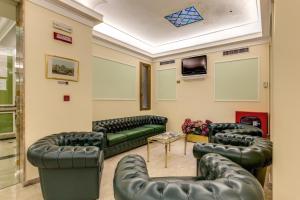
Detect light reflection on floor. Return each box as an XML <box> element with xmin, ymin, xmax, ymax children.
<box><xmin>0</xmin><ymin>139</ymin><xmax>20</xmax><ymax>189</ymax></box>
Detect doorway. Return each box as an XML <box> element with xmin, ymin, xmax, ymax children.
<box><xmin>0</xmin><ymin>0</ymin><xmax>23</xmax><ymax>189</ymax></box>
<box><xmin>140</xmin><ymin>62</ymin><xmax>151</xmax><ymax>110</ymax></box>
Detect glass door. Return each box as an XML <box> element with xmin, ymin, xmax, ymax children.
<box><xmin>0</xmin><ymin>0</ymin><xmax>20</xmax><ymax>189</ymax></box>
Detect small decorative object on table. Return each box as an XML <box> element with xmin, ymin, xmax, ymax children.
<box><xmin>182</xmin><ymin>118</ymin><xmax>212</xmax><ymax>143</ymax></box>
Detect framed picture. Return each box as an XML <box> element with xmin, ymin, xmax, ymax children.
<box><xmin>46</xmin><ymin>55</ymin><xmax>79</xmax><ymax>81</ymax></box>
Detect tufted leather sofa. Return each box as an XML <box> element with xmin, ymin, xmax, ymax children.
<box><xmin>93</xmin><ymin>115</ymin><xmax>167</xmax><ymax>158</ymax></box>
<box><xmin>193</xmin><ymin>133</ymin><xmax>272</xmax><ymax>185</ymax></box>
<box><xmin>113</xmin><ymin>154</ymin><xmax>264</xmax><ymax>200</ymax></box>
<box><xmin>208</xmin><ymin>123</ymin><xmax>263</xmax><ymax>142</ymax></box>
<box><xmin>27</xmin><ymin>132</ymin><xmax>104</xmax><ymax>200</ymax></box>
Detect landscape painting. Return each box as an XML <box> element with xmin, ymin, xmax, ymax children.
<box><xmin>46</xmin><ymin>55</ymin><xmax>79</xmax><ymax>81</ymax></box>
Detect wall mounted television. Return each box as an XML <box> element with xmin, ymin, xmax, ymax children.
<box><xmin>181</xmin><ymin>55</ymin><xmax>207</xmax><ymax>77</ymax></box>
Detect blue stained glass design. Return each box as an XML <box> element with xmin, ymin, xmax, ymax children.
<box><xmin>165</xmin><ymin>6</ymin><xmax>204</xmax><ymax>27</ymax></box>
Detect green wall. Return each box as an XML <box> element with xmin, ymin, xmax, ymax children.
<box><xmin>92</xmin><ymin>57</ymin><xmax>136</xmax><ymax>100</ymax></box>
<box><xmin>0</xmin><ymin>112</ymin><xmax>14</xmax><ymax>133</ymax></box>
<box><xmin>215</xmin><ymin>58</ymin><xmax>259</xmax><ymax>101</ymax></box>
<box><xmin>0</xmin><ymin>56</ymin><xmax>13</xmax><ymax>105</ymax></box>
<box><xmin>156</xmin><ymin>68</ymin><xmax>176</xmax><ymax>100</ymax></box>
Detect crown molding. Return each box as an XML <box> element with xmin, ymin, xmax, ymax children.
<box><xmin>153</xmin><ymin>37</ymin><xmax>271</xmax><ymax>62</ymax></box>
<box><xmin>93</xmin><ymin>29</ymin><xmax>267</xmax><ymax>59</ymax></box>
<box><xmin>93</xmin><ymin>30</ymin><xmax>153</xmax><ymax>57</ymax></box>
<box><xmin>29</xmin><ymin>0</ymin><xmax>103</xmax><ymax>27</ymax></box>
<box><xmin>93</xmin><ymin>29</ymin><xmax>270</xmax><ymax>62</ymax></box>
<box><xmin>92</xmin><ymin>33</ymin><xmax>152</xmax><ymax>62</ymax></box>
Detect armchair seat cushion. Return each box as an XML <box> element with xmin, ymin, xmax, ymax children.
<box><xmin>143</xmin><ymin>124</ymin><xmax>166</xmax><ymax>132</ymax></box>
<box><xmin>107</xmin><ymin>133</ymin><xmax>128</xmax><ymax>146</ymax></box>
<box><xmin>123</xmin><ymin>127</ymin><xmax>153</xmax><ymax>140</ymax></box>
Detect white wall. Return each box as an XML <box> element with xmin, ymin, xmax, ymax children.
<box><xmin>272</xmin><ymin>0</ymin><xmax>300</xmax><ymax>199</ymax></box>
<box><xmin>24</xmin><ymin>1</ymin><xmax>93</xmax><ymax>181</ymax></box>
<box><xmin>153</xmin><ymin>43</ymin><xmax>270</xmax><ymax>131</ymax></box>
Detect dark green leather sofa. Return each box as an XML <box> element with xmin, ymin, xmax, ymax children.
<box><xmin>193</xmin><ymin>133</ymin><xmax>272</xmax><ymax>185</ymax></box>
<box><xmin>93</xmin><ymin>115</ymin><xmax>167</xmax><ymax>158</ymax></box>
<box><xmin>113</xmin><ymin>154</ymin><xmax>264</xmax><ymax>200</ymax></box>
<box><xmin>208</xmin><ymin>123</ymin><xmax>263</xmax><ymax>142</ymax></box>
<box><xmin>27</xmin><ymin>132</ymin><xmax>104</xmax><ymax>200</ymax></box>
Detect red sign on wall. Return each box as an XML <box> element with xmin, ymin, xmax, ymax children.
<box><xmin>53</xmin><ymin>32</ymin><xmax>72</xmax><ymax>44</ymax></box>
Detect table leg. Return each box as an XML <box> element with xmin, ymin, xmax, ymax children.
<box><xmin>169</xmin><ymin>142</ymin><xmax>171</xmax><ymax>152</ymax></box>
<box><xmin>184</xmin><ymin>135</ymin><xmax>187</xmax><ymax>155</ymax></box>
<box><xmin>147</xmin><ymin>140</ymin><xmax>150</xmax><ymax>162</ymax></box>
<box><xmin>165</xmin><ymin>143</ymin><xmax>168</xmax><ymax>168</ymax></box>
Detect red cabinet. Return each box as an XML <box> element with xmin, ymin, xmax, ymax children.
<box><xmin>236</xmin><ymin>111</ymin><xmax>269</xmax><ymax>138</ymax></box>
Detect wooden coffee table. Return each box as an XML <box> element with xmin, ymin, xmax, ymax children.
<box><xmin>147</xmin><ymin>132</ymin><xmax>187</xmax><ymax>168</ymax></box>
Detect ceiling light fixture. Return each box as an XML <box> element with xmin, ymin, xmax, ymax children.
<box><xmin>165</xmin><ymin>6</ymin><xmax>203</xmax><ymax>27</ymax></box>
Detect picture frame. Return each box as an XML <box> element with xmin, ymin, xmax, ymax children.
<box><xmin>46</xmin><ymin>55</ymin><xmax>79</xmax><ymax>82</ymax></box>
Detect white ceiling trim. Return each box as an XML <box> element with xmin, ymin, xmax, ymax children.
<box><xmin>29</xmin><ymin>0</ymin><xmax>103</xmax><ymax>27</ymax></box>
<box><xmin>93</xmin><ymin>30</ymin><xmax>270</xmax><ymax>61</ymax></box>
<box><xmin>93</xmin><ymin>23</ymin><xmax>263</xmax><ymax>58</ymax></box>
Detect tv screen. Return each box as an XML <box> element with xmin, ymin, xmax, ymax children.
<box><xmin>181</xmin><ymin>55</ymin><xmax>207</xmax><ymax>76</ymax></box>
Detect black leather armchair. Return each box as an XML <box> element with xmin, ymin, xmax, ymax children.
<box><xmin>93</xmin><ymin>115</ymin><xmax>168</xmax><ymax>158</ymax></box>
<box><xmin>193</xmin><ymin>133</ymin><xmax>272</xmax><ymax>185</ymax></box>
<box><xmin>208</xmin><ymin>123</ymin><xmax>263</xmax><ymax>142</ymax></box>
<box><xmin>27</xmin><ymin>132</ymin><xmax>104</xmax><ymax>200</ymax></box>
<box><xmin>113</xmin><ymin>154</ymin><xmax>264</xmax><ymax>200</ymax></box>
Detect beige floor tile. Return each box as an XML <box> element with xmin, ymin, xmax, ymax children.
<box><xmin>0</xmin><ymin>140</ymin><xmax>272</xmax><ymax>200</ymax></box>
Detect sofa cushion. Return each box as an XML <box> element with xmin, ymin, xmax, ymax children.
<box><xmin>107</xmin><ymin>133</ymin><xmax>128</xmax><ymax>146</ymax></box>
<box><xmin>143</xmin><ymin>124</ymin><xmax>166</xmax><ymax>133</ymax></box>
<box><xmin>123</xmin><ymin>127</ymin><xmax>153</xmax><ymax>140</ymax></box>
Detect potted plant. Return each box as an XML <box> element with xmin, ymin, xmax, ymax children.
<box><xmin>182</xmin><ymin>118</ymin><xmax>212</xmax><ymax>142</ymax></box>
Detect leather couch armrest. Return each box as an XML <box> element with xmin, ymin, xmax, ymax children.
<box><xmin>150</xmin><ymin>115</ymin><xmax>168</xmax><ymax>125</ymax></box>
<box><xmin>193</xmin><ymin>142</ymin><xmax>243</xmax><ymax>168</ymax></box>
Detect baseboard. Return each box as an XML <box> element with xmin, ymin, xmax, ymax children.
<box><xmin>23</xmin><ymin>178</ymin><xmax>40</xmax><ymax>187</ymax></box>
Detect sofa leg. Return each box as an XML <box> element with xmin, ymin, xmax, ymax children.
<box><xmin>196</xmin><ymin>159</ymin><xmax>201</xmax><ymax>176</ymax></box>
<box><xmin>253</xmin><ymin>167</ymin><xmax>267</xmax><ymax>186</ymax></box>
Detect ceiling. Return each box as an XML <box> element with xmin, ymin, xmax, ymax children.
<box><xmin>75</xmin><ymin>0</ymin><xmax>265</xmax><ymax>57</ymax></box>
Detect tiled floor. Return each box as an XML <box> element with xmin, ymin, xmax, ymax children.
<box><xmin>0</xmin><ymin>140</ymin><xmax>272</xmax><ymax>200</ymax></box>
<box><xmin>0</xmin><ymin>139</ymin><xmax>20</xmax><ymax>189</ymax></box>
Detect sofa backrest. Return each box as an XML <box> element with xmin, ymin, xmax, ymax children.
<box><xmin>193</xmin><ymin>133</ymin><xmax>273</xmax><ymax>170</ymax></box>
<box><xmin>208</xmin><ymin>123</ymin><xmax>263</xmax><ymax>142</ymax></box>
<box><xmin>93</xmin><ymin>115</ymin><xmax>167</xmax><ymax>133</ymax></box>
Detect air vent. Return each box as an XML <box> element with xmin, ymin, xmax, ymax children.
<box><xmin>223</xmin><ymin>48</ymin><xmax>249</xmax><ymax>56</ymax></box>
<box><xmin>160</xmin><ymin>60</ymin><xmax>175</xmax><ymax>65</ymax></box>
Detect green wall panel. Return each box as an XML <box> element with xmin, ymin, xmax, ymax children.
<box><xmin>156</xmin><ymin>68</ymin><xmax>176</xmax><ymax>100</ymax></box>
<box><xmin>93</xmin><ymin>57</ymin><xmax>136</xmax><ymax>100</ymax></box>
<box><xmin>215</xmin><ymin>58</ymin><xmax>259</xmax><ymax>101</ymax></box>
<box><xmin>0</xmin><ymin>112</ymin><xmax>14</xmax><ymax>134</ymax></box>
<box><xmin>0</xmin><ymin>56</ymin><xmax>13</xmax><ymax>105</ymax></box>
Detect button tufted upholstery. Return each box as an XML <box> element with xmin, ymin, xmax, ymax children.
<box><xmin>113</xmin><ymin>154</ymin><xmax>264</xmax><ymax>200</ymax></box>
<box><xmin>27</xmin><ymin>132</ymin><xmax>104</xmax><ymax>200</ymax></box>
<box><xmin>193</xmin><ymin>133</ymin><xmax>272</xmax><ymax>185</ymax></box>
<box><xmin>208</xmin><ymin>123</ymin><xmax>263</xmax><ymax>142</ymax></box>
<box><xmin>93</xmin><ymin>115</ymin><xmax>168</xmax><ymax>158</ymax></box>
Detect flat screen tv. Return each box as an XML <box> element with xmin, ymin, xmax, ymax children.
<box><xmin>181</xmin><ymin>55</ymin><xmax>207</xmax><ymax>76</ymax></box>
